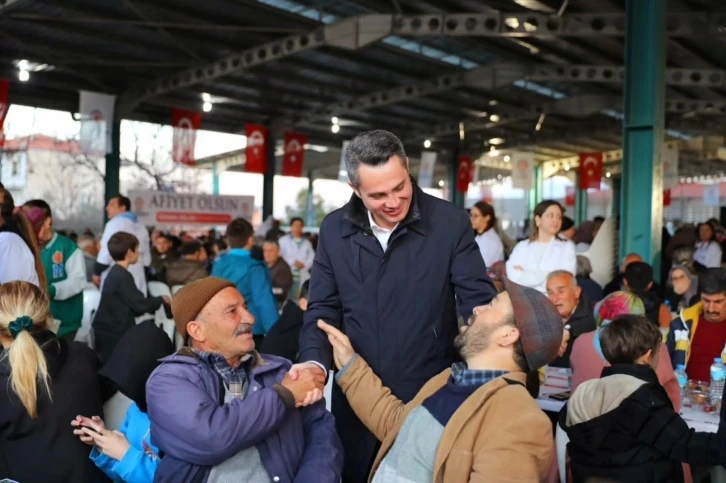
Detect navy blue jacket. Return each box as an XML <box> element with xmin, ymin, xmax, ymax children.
<box><xmin>298</xmin><ymin>182</ymin><xmax>496</xmax><ymax>482</ymax></box>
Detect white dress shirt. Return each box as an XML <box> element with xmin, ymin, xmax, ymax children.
<box><xmin>506</xmin><ymin>237</ymin><xmax>577</xmax><ymax>293</ymax></box>
<box><xmin>368</xmin><ymin>211</ymin><xmax>398</xmax><ymax>252</ymax></box>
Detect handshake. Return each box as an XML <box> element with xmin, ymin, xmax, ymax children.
<box><xmin>279</xmin><ymin>320</ymin><xmax>356</xmax><ymax>408</ymax></box>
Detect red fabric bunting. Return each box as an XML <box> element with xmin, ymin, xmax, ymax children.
<box><xmin>578</xmin><ymin>152</ymin><xmax>603</xmax><ymax>190</ymax></box>
<box><xmin>171</xmin><ymin>108</ymin><xmax>202</xmax><ymax>166</ymax></box>
<box><xmin>245</xmin><ymin>123</ymin><xmax>269</xmax><ymax>174</ymax></box>
<box><xmin>282</xmin><ymin>132</ymin><xmax>307</xmax><ymax>177</ymax></box>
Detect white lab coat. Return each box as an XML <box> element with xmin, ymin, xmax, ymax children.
<box><xmin>278</xmin><ymin>234</ymin><xmax>315</xmax><ymax>284</ymax></box>
<box><xmin>0</xmin><ymin>232</ymin><xmax>39</xmax><ymax>286</ymax></box>
<box><xmin>505</xmin><ymin>237</ymin><xmax>577</xmax><ymax>293</ymax></box>
<box><xmin>97</xmin><ymin>213</ymin><xmax>151</xmax><ymax>295</ymax></box>
<box><xmin>695</xmin><ymin>241</ymin><xmax>722</xmax><ymax>268</ymax></box>
<box><xmin>475</xmin><ymin>229</ymin><xmax>504</xmax><ymax>268</ymax></box>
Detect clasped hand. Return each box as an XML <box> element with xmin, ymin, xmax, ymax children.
<box><xmin>71</xmin><ymin>415</ymin><xmax>131</xmax><ymax>461</ymax></box>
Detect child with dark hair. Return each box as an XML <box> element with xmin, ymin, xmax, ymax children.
<box><xmin>562</xmin><ymin>314</ymin><xmax>724</xmax><ymax>482</ymax></box>
<box><xmin>212</xmin><ymin>218</ymin><xmax>279</xmax><ymax>345</ymax></box>
<box><xmin>73</xmin><ymin>320</ymin><xmax>174</xmax><ymax>482</ymax></box>
<box><xmin>92</xmin><ymin>232</ymin><xmax>170</xmax><ymax>363</ymax></box>
<box><xmin>623</xmin><ymin>261</ymin><xmax>671</xmax><ymax>329</ymax></box>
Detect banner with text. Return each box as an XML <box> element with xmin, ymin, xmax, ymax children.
<box><xmin>511</xmin><ymin>152</ymin><xmax>535</xmax><ymax>190</ymax></box>
<box><xmin>245</xmin><ymin>123</ymin><xmax>269</xmax><ymax>174</ymax></box>
<box><xmin>130</xmin><ymin>191</ymin><xmax>254</xmax><ymax>227</ymax></box>
<box><xmin>282</xmin><ymin>132</ymin><xmax>307</xmax><ymax>177</ymax></box>
<box><xmin>418</xmin><ymin>151</ymin><xmax>437</xmax><ymax>188</ymax></box>
<box><xmin>79</xmin><ymin>90</ymin><xmax>115</xmax><ymax>155</ymax></box>
<box><xmin>172</xmin><ymin>108</ymin><xmax>202</xmax><ymax>166</ymax></box>
<box><xmin>578</xmin><ymin>152</ymin><xmax>603</xmax><ymax>190</ymax></box>
<box><xmin>0</xmin><ymin>79</ymin><xmax>9</xmax><ymax>148</ymax></box>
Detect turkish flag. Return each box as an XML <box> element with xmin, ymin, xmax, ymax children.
<box><xmin>0</xmin><ymin>79</ymin><xmax>9</xmax><ymax>148</ymax></box>
<box><xmin>171</xmin><ymin>108</ymin><xmax>202</xmax><ymax>166</ymax></box>
<box><xmin>663</xmin><ymin>189</ymin><xmax>671</xmax><ymax>207</ymax></box>
<box><xmin>578</xmin><ymin>152</ymin><xmax>603</xmax><ymax>190</ymax></box>
<box><xmin>282</xmin><ymin>132</ymin><xmax>306</xmax><ymax>177</ymax></box>
<box><xmin>565</xmin><ymin>186</ymin><xmax>575</xmax><ymax>207</ymax></box>
<box><xmin>457</xmin><ymin>155</ymin><xmax>473</xmax><ymax>193</ymax></box>
<box><xmin>245</xmin><ymin>123</ymin><xmax>268</xmax><ymax>174</ymax></box>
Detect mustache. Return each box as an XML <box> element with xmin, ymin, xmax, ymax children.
<box><xmin>234</xmin><ymin>323</ymin><xmax>254</xmax><ymax>336</ymax></box>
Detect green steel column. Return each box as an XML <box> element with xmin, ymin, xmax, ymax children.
<box><xmin>305</xmin><ymin>170</ymin><xmax>315</xmax><ymax>227</ymax></box>
<box><xmin>528</xmin><ymin>164</ymin><xmax>543</xmax><ymax>211</ymax></box>
<box><xmin>621</xmin><ymin>0</ymin><xmax>666</xmax><ymax>278</ymax></box>
<box><xmin>575</xmin><ymin>189</ymin><xmax>588</xmax><ymax>225</ymax></box>
<box><xmin>212</xmin><ymin>160</ymin><xmax>220</xmax><ymax>195</ymax></box>
<box><xmin>611</xmin><ymin>175</ymin><xmax>622</xmax><ymax>218</ymax></box>
<box><xmin>262</xmin><ymin>127</ymin><xmax>276</xmax><ymax>219</ymax></box>
<box><xmin>104</xmin><ymin>118</ymin><xmax>121</xmax><ymax>222</ymax></box>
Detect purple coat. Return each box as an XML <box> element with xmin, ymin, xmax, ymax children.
<box><xmin>146</xmin><ymin>349</ymin><xmax>342</xmax><ymax>483</ymax></box>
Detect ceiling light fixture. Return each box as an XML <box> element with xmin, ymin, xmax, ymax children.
<box><xmin>423</xmin><ymin>139</ymin><xmax>431</xmax><ymax>148</ymax></box>
<box><xmin>202</xmin><ymin>101</ymin><xmax>212</xmax><ymax>112</ymax></box>
<box><xmin>331</xmin><ymin>124</ymin><xmax>340</xmax><ymax>133</ymax></box>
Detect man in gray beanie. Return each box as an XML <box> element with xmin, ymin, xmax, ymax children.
<box><xmin>318</xmin><ymin>279</ymin><xmax>562</xmax><ymax>482</ymax></box>
<box><xmin>146</xmin><ymin>277</ymin><xmax>343</xmax><ymax>483</ymax></box>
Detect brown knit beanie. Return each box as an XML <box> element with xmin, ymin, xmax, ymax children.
<box><xmin>171</xmin><ymin>277</ymin><xmax>235</xmax><ymax>339</ymax></box>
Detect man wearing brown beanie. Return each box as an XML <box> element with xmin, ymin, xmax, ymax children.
<box><xmin>145</xmin><ymin>277</ymin><xmax>343</xmax><ymax>483</ymax></box>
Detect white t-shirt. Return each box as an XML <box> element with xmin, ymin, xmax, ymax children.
<box><xmin>0</xmin><ymin>232</ymin><xmax>39</xmax><ymax>286</ymax></box>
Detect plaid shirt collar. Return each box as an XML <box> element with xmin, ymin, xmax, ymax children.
<box><xmin>450</xmin><ymin>362</ymin><xmax>509</xmax><ymax>387</ymax></box>
<box><xmin>193</xmin><ymin>349</ymin><xmax>252</xmax><ymax>400</ymax></box>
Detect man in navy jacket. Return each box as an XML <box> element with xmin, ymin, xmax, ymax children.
<box><xmin>293</xmin><ymin>129</ymin><xmax>497</xmax><ymax>482</ymax></box>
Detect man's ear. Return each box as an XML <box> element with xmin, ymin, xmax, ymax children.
<box><xmin>647</xmin><ymin>281</ymin><xmax>653</xmax><ymax>290</ymax></box>
<box><xmin>405</xmin><ymin>156</ymin><xmax>410</xmax><ymax>170</ymax></box>
<box><xmin>497</xmin><ymin>325</ymin><xmax>520</xmax><ymax>348</ymax></box>
<box><xmin>44</xmin><ymin>217</ymin><xmax>53</xmax><ymax>231</ymax></box>
<box><xmin>186</xmin><ymin>320</ymin><xmax>205</xmax><ymax>343</ymax></box>
<box><xmin>348</xmin><ymin>182</ymin><xmax>361</xmax><ymax>199</ymax></box>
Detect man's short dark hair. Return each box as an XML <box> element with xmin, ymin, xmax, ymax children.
<box><xmin>108</xmin><ymin>232</ymin><xmax>139</xmax><ymax>261</ymax></box>
<box><xmin>289</xmin><ymin>217</ymin><xmax>304</xmax><ymax>227</ymax></box>
<box><xmin>560</xmin><ymin>216</ymin><xmax>575</xmax><ymax>232</ymax></box>
<box><xmin>700</xmin><ymin>268</ymin><xmax>726</xmax><ymax>296</ymax></box>
<box><xmin>180</xmin><ymin>241</ymin><xmax>203</xmax><ymax>257</ymax></box>
<box><xmin>594</xmin><ymin>216</ymin><xmax>605</xmax><ymax>223</ymax></box>
<box><xmin>226</xmin><ymin>218</ymin><xmax>253</xmax><ymax>248</ymax></box>
<box><xmin>23</xmin><ymin>199</ymin><xmax>52</xmax><ymax>218</ymax></box>
<box><xmin>345</xmin><ymin>130</ymin><xmax>408</xmax><ymax>187</ymax></box>
<box><xmin>624</xmin><ymin>261</ymin><xmax>654</xmax><ymax>293</ymax></box>
<box><xmin>600</xmin><ymin>314</ymin><xmax>662</xmax><ymax>365</ymax></box>
<box><xmin>115</xmin><ymin>195</ymin><xmax>131</xmax><ymax>212</ymax></box>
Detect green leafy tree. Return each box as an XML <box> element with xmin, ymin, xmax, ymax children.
<box><xmin>284</xmin><ymin>188</ymin><xmax>330</xmax><ymax>227</ymax></box>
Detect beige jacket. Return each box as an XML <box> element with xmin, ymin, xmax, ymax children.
<box><xmin>337</xmin><ymin>356</ymin><xmax>553</xmax><ymax>483</ymax></box>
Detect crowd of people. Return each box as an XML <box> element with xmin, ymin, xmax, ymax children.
<box><xmin>1</xmin><ymin>130</ymin><xmax>726</xmax><ymax>482</ymax></box>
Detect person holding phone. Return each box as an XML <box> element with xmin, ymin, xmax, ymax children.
<box><xmin>72</xmin><ymin>320</ymin><xmax>174</xmax><ymax>482</ymax></box>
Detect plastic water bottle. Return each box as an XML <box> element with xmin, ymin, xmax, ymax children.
<box><xmin>709</xmin><ymin>358</ymin><xmax>725</xmax><ymax>408</ymax></box>
<box><xmin>675</xmin><ymin>364</ymin><xmax>688</xmax><ymax>407</ymax></box>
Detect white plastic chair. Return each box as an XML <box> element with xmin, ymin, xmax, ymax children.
<box><xmin>556</xmin><ymin>424</ymin><xmax>569</xmax><ymax>483</ymax></box>
<box><xmin>103</xmin><ymin>391</ymin><xmax>133</xmax><ymax>431</ymax></box>
<box><xmin>77</xmin><ymin>289</ymin><xmax>101</xmax><ymax>348</ymax></box>
<box><xmin>171</xmin><ymin>285</ymin><xmax>184</xmax><ymax>296</ymax></box>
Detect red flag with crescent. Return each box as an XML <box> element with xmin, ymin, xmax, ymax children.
<box><xmin>565</xmin><ymin>186</ymin><xmax>575</xmax><ymax>207</ymax></box>
<box><xmin>282</xmin><ymin>132</ymin><xmax>306</xmax><ymax>177</ymax></box>
<box><xmin>171</xmin><ymin>108</ymin><xmax>202</xmax><ymax>166</ymax></box>
<box><xmin>0</xmin><ymin>79</ymin><xmax>9</xmax><ymax>148</ymax></box>
<box><xmin>578</xmin><ymin>152</ymin><xmax>603</xmax><ymax>190</ymax></box>
<box><xmin>245</xmin><ymin>123</ymin><xmax>268</xmax><ymax>174</ymax></box>
<box><xmin>457</xmin><ymin>155</ymin><xmax>473</xmax><ymax>193</ymax></box>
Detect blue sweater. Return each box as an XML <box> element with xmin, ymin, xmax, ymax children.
<box><xmin>90</xmin><ymin>402</ymin><xmax>159</xmax><ymax>483</ymax></box>
<box><xmin>211</xmin><ymin>248</ymin><xmax>280</xmax><ymax>335</ymax></box>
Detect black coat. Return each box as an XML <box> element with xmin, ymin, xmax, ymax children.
<box><xmin>259</xmin><ymin>300</ymin><xmax>304</xmax><ymax>362</ymax></box>
<box><xmin>0</xmin><ymin>332</ymin><xmax>110</xmax><ymax>483</ymax></box>
<box><xmin>561</xmin><ymin>364</ymin><xmax>722</xmax><ymax>483</ymax></box>
<box><xmin>549</xmin><ymin>296</ymin><xmax>596</xmax><ymax>368</ymax></box>
<box><xmin>299</xmin><ymin>182</ymin><xmax>497</xmax><ymax>482</ymax></box>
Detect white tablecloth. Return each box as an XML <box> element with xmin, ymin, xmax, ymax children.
<box><xmin>537</xmin><ymin>387</ymin><xmax>721</xmax><ymax>432</ymax></box>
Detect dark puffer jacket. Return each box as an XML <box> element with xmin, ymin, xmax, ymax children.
<box><xmin>561</xmin><ymin>363</ymin><xmax>723</xmax><ymax>483</ymax></box>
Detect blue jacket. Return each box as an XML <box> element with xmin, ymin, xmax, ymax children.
<box><xmin>211</xmin><ymin>248</ymin><xmax>280</xmax><ymax>335</ymax></box>
<box><xmin>298</xmin><ymin>182</ymin><xmax>497</xmax><ymax>481</ymax></box>
<box><xmin>91</xmin><ymin>402</ymin><xmax>159</xmax><ymax>483</ymax></box>
<box><xmin>146</xmin><ymin>349</ymin><xmax>343</xmax><ymax>483</ymax></box>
